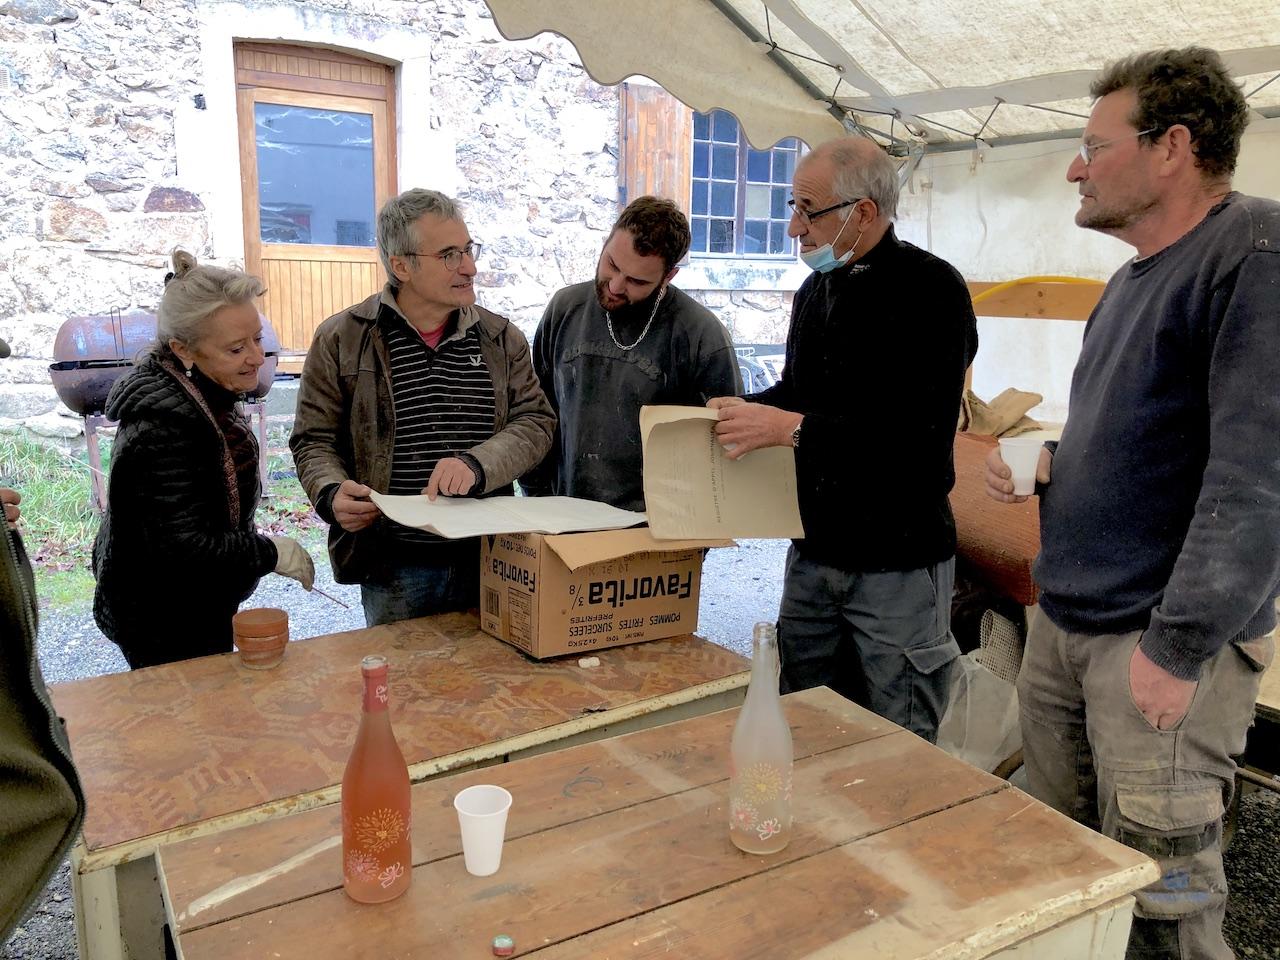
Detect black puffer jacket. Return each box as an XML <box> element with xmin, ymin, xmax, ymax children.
<box><xmin>92</xmin><ymin>354</ymin><xmax>278</xmax><ymax>667</ymax></box>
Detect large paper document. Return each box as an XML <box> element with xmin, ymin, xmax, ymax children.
<box><xmin>369</xmin><ymin>493</ymin><xmax>646</xmax><ymax>540</ymax></box>
<box><xmin>640</xmin><ymin>405</ymin><xmax>804</xmax><ymax>539</ymax></box>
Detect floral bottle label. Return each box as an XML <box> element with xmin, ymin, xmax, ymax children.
<box><xmin>345</xmin><ymin>806</ymin><xmax>409</xmax><ymax>886</ymax></box>
<box><xmin>729</xmin><ymin>762</ymin><xmax>792</xmax><ymax>839</ymax></box>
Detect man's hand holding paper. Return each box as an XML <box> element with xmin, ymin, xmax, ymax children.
<box><xmin>708</xmin><ymin>398</ymin><xmax>803</xmax><ymax>460</ymax></box>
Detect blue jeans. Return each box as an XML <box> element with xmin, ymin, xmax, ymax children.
<box><xmin>777</xmin><ymin>547</ymin><xmax>960</xmax><ymax>742</ymax></box>
<box><xmin>359</xmin><ymin>544</ymin><xmax>480</xmax><ymax>627</ymax></box>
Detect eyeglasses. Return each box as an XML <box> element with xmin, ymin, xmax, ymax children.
<box><xmin>406</xmin><ymin>242</ymin><xmax>482</xmax><ymax>271</ymax></box>
<box><xmin>1077</xmin><ymin>128</ymin><xmax>1158</xmax><ymax>166</ymax></box>
<box><xmin>786</xmin><ymin>197</ymin><xmax>864</xmax><ymax>225</ymax></box>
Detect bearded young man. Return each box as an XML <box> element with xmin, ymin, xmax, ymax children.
<box><xmin>521</xmin><ymin>196</ymin><xmax>740</xmax><ymax>511</ymax></box>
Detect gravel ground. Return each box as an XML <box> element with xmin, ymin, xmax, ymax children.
<box><xmin>4</xmin><ymin>538</ymin><xmax>1278</xmax><ymax>957</ymax></box>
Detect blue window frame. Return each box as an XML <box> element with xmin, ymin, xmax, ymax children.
<box><xmin>690</xmin><ymin>110</ymin><xmax>799</xmax><ymax>257</ymax></box>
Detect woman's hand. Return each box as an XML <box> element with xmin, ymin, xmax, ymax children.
<box><xmin>270</xmin><ymin>536</ymin><xmax>316</xmax><ymax>591</ymax></box>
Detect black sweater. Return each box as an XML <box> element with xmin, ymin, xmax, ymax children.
<box><xmin>1035</xmin><ymin>193</ymin><xmax>1280</xmax><ymax>679</ymax></box>
<box><xmin>752</xmin><ymin>227</ymin><xmax>978</xmax><ymax>570</ymax></box>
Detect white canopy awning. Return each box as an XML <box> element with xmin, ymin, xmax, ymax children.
<box><xmin>485</xmin><ymin>0</ymin><xmax>1280</xmax><ymax>151</ymax></box>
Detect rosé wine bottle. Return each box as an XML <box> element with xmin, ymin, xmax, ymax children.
<box><xmin>728</xmin><ymin>623</ymin><xmax>794</xmax><ymax>855</ymax></box>
<box><xmin>341</xmin><ymin>654</ymin><xmax>412</xmax><ymax>902</ymax></box>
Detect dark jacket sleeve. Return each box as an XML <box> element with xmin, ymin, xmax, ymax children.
<box><xmin>289</xmin><ymin>318</ymin><xmax>356</xmax><ymax>509</ymax></box>
<box><xmin>116</xmin><ymin>420</ymin><xmax>278</xmax><ymax>577</ymax></box>
<box><xmin>1</xmin><ymin>525</ymin><xmax>85</xmax><ymax>942</ymax></box>
<box><xmin>1140</xmin><ymin>249</ymin><xmax>1280</xmax><ymax>678</ymax></box>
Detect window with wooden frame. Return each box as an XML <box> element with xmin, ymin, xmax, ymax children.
<box><xmin>690</xmin><ymin>110</ymin><xmax>799</xmax><ymax>257</ymax></box>
<box><xmin>619</xmin><ymin>82</ymin><xmax>800</xmax><ymax>261</ymax></box>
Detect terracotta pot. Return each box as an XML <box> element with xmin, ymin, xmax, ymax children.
<box><xmin>232</xmin><ymin>607</ymin><xmax>290</xmax><ymax>670</ymax></box>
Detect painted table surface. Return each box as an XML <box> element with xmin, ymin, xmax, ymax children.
<box><xmin>160</xmin><ymin>687</ymin><xmax>1158</xmax><ymax>960</ymax></box>
<box><xmin>49</xmin><ymin>612</ymin><xmax>748</xmax><ymax>871</ymax></box>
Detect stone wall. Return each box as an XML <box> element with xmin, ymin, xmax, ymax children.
<box><xmin>0</xmin><ymin>0</ymin><xmax>788</xmax><ymax>441</ymax></box>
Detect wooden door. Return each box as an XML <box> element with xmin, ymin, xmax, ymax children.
<box><xmin>234</xmin><ymin>43</ymin><xmax>397</xmax><ymax>370</ymax></box>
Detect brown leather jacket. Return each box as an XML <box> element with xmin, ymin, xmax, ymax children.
<box><xmin>289</xmin><ymin>289</ymin><xmax>555</xmax><ymax>583</ymax></box>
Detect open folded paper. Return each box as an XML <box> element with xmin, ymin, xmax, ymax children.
<box><xmin>640</xmin><ymin>405</ymin><xmax>804</xmax><ymax>539</ymax></box>
<box><xmin>369</xmin><ymin>493</ymin><xmax>646</xmax><ymax>540</ymax></box>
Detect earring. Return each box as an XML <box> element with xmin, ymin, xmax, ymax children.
<box><xmin>184</xmin><ymin>366</ymin><xmax>193</xmax><ymax>378</ymax></box>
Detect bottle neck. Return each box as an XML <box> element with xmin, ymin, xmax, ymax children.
<box><xmin>747</xmin><ymin>633</ymin><xmax>780</xmax><ymax>699</ymax></box>
<box><xmin>362</xmin><ymin>672</ymin><xmax>390</xmax><ymax>714</ymax></box>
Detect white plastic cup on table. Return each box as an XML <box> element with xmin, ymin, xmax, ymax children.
<box><xmin>453</xmin><ymin>784</ymin><xmax>512</xmax><ymax>877</ymax></box>
<box><xmin>998</xmin><ymin>436</ymin><xmax>1044</xmax><ymax>496</ymax></box>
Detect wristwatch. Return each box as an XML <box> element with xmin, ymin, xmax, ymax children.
<box><xmin>790</xmin><ymin>421</ymin><xmax>802</xmax><ymax>449</ymax></box>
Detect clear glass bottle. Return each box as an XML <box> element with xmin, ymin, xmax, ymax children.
<box><xmin>729</xmin><ymin>622</ymin><xmax>794</xmax><ymax>854</ymax></box>
<box><xmin>341</xmin><ymin>655</ymin><xmax>412</xmax><ymax>902</ymax></box>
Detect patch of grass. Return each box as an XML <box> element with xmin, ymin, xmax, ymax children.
<box><xmin>33</xmin><ymin>565</ymin><xmax>97</xmax><ymax>613</ymax></box>
<box><xmin>0</xmin><ymin>432</ymin><xmax>103</xmax><ymax>568</ymax></box>
<box><xmin>2</xmin><ymin>423</ymin><xmax>326</xmax><ymax>611</ymax></box>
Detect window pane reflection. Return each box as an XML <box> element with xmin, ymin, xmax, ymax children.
<box><xmin>255</xmin><ymin>102</ymin><xmax>375</xmax><ymax>246</ymax></box>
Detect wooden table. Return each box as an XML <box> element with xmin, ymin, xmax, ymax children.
<box><xmin>50</xmin><ymin>612</ymin><xmax>748</xmax><ymax>960</ymax></box>
<box><xmin>158</xmin><ymin>687</ymin><xmax>1158</xmax><ymax>960</ymax></box>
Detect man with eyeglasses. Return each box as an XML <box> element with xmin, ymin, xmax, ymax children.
<box><xmin>521</xmin><ymin>195</ymin><xmax>740</xmax><ymax>511</ymax></box>
<box><xmin>985</xmin><ymin>47</ymin><xmax>1279</xmax><ymax>960</ymax></box>
<box><xmin>707</xmin><ymin>136</ymin><xmax>978</xmax><ymax>743</ymax></box>
<box><xmin>291</xmin><ymin>188</ymin><xmax>554</xmax><ymax>625</ymax></box>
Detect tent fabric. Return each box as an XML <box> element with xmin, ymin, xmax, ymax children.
<box><xmin>484</xmin><ymin>0</ymin><xmax>846</xmax><ymax>149</ymax></box>
<box><xmin>485</xmin><ymin>0</ymin><xmax>1280</xmax><ymax>150</ymax></box>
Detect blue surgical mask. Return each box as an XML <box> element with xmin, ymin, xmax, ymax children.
<box><xmin>800</xmin><ymin>212</ymin><xmax>863</xmax><ymax>274</ymax></box>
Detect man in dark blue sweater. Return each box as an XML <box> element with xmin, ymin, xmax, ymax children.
<box><xmin>711</xmin><ymin>137</ymin><xmax>977</xmax><ymax>742</ymax></box>
<box><xmin>986</xmin><ymin>48</ymin><xmax>1279</xmax><ymax>960</ymax></box>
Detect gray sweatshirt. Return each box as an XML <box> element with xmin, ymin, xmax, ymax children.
<box><xmin>1035</xmin><ymin>192</ymin><xmax>1280</xmax><ymax>679</ymax></box>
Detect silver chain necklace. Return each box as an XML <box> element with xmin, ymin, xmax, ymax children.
<box><xmin>605</xmin><ymin>285</ymin><xmax>666</xmax><ymax>351</ymax></box>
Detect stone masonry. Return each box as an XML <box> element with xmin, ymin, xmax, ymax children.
<box><xmin>0</xmin><ymin>0</ymin><xmax>791</xmax><ymax>439</ymax></box>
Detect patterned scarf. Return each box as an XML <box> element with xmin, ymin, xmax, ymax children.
<box><xmin>156</xmin><ymin>354</ymin><xmax>241</xmax><ymax>528</ymax></box>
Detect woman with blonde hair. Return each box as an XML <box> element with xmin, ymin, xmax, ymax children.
<box><xmin>92</xmin><ymin>250</ymin><xmax>314</xmax><ymax>668</ymax></box>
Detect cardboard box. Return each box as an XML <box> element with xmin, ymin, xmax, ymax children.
<box><xmin>480</xmin><ymin>527</ymin><xmax>731</xmax><ymax>659</ymax></box>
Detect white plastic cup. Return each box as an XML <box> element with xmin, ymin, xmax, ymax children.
<box><xmin>998</xmin><ymin>437</ymin><xmax>1044</xmax><ymax>496</ymax></box>
<box><xmin>453</xmin><ymin>784</ymin><xmax>512</xmax><ymax>877</ymax></box>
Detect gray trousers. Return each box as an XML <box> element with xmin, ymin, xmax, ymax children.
<box><xmin>776</xmin><ymin>547</ymin><xmax>960</xmax><ymax>742</ymax></box>
<box><xmin>1018</xmin><ymin>611</ymin><xmax>1273</xmax><ymax>960</ymax></box>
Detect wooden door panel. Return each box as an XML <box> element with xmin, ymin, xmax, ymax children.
<box><xmin>260</xmin><ymin>258</ymin><xmax>379</xmax><ymax>353</ymax></box>
<box><xmin>235</xmin><ymin>43</ymin><xmax>395</xmax><ymax>366</ymax></box>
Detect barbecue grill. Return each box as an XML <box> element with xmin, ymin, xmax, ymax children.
<box><xmin>49</xmin><ymin>309</ymin><xmax>283</xmax><ymax>510</ymax></box>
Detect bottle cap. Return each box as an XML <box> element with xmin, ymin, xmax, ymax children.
<box><xmin>492</xmin><ymin>934</ymin><xmax>515</xmax><ymax>956</ymax></box>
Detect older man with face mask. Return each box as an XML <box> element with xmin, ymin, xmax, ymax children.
<box><xmin>522</xmin><ymin>196</ymin><xmax>740</xmax><ymax>511</ymax></box>
<box><xmin>709</xmin><ymin>136</ymin><xmax>978</xmax><ymax>743</ymax></box>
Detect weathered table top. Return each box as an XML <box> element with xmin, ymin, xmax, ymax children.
<box><xmin>50</xmin><ymin>612</ymin><xmax>747</xmax><ymax>870</ymax></box>
<box><xmin>159</xmin><ymin>687</ymin><xmax>1157</xmax><ymax>959</ymax></box>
